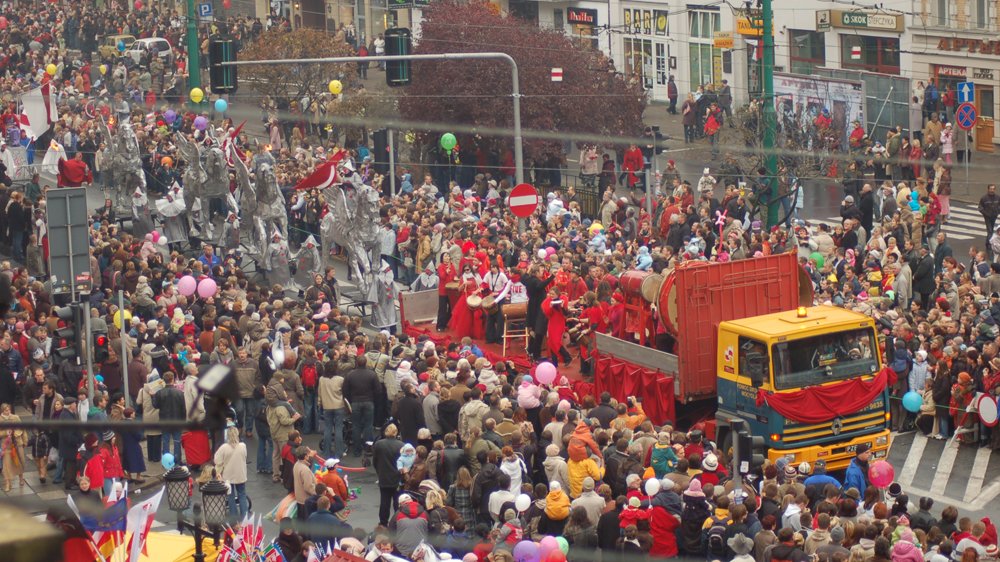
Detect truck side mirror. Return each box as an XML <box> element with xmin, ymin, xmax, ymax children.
<box><xmin>746</xmin><ymin>351</ymin><xmax>766</xmax><ymax>387</ymax></box>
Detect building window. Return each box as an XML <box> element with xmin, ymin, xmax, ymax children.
<box><xmin>982</xmin><ymin>88</ymin><xmax>995</xmax><ymax>119</ymax></box>
<box><xmin>973</xmin><ymin>0</ymin><xmax>990</xmax><ymax>29</ymax></box>
<box><xmin>624</xmin><ymin>38</ymin><xmax>653</xmax><ymax>90</ymax></box>
<box><xmin>553</xmin><ymin>9</ymin><xmax>563</xmax><ymax>31</ymax></box>
<box><xmin>841</xmin><ymin>35</ymin><xmax>900</xmax><ymax>75</ymax></box>
<box><xmin>688</xmin><ymin>9</ymin><xmax>721</xmax><ymax>87</ymax></box>
<box><xmin>934</xmin><ymin>0</ymin><xmax>950</xmax><ymax>26</ymax></box>
<box><xmin>655</xmin><ymin>43</ymin><xmax>668</xmax><ymax>86</ymax></box>
<box><xmin>789</xmin><ymin>30</ymin><xmax>826</xmax><ymax>75</ymax></box>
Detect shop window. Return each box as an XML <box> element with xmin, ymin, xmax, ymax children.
<box><xmin>625</xmin><ymin>38</ymin><xmax>653</xmax><ymax>90</ymax></box>
<box><xmin>789</xmin><ymin>29</ymin><xmax>825</xmax><ymax>75</ymax></box>
<box><xmin>655</xmin><ymin>43</ymin><xmax>668</xmax><ymax>86</ymax></box>
<box><xmin>841</xmin><ymin>35</ymin><xmax>899</xmax><ymax>75</ymax></box>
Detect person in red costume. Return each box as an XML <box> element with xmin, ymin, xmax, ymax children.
<box><xmin>57</xmin><ymin>152</ymin><xmax>93</xmax><ymax>187</ymax></box>
<box><xmin>622</xmin><ymin>143</ymin><xmax>645</xmax><ymax>189</ymax></box>
<box><xmin>436</xmin><ymin>252</ymin><xmax>457</xmax><ymax>331</ymax></box>
<box><xmin>541</xmin><ymin>287</ymin><xmax>572</xmax><ymax>366</ymax></box>
<box><xmin>449</xmin><ymin>267</ymin><xmax>485</xmax><ymax>341</ymax></box>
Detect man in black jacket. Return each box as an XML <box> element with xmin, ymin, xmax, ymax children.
<box><xmin>56</xmin><ymin>398</ymin><xmax>83</xmax><ymax>490</ymax></box>
<box><xmin>439</xmin><ymin>432</ymin><xmax>468</xmax><ymax>489</ymax></box>
<box><xmin>912</xmin><ymin>245</ymin><xmax>936</xmax><ymax>309</ymax></box>
<box><xmin>393</xmin><ymin>383</ymin><xmax>425</xmax><ymax>445</ymax></box>
<box><xmin>343</xmin><ymin>356</ymin><xmax>379</xmax><ymax>457</ymax></box>
<box><xmin>373</xmin><ymin>423</ymin><xmax>404</xmax><ymax>526</ymax></box>
<box><xmin>589</xmin><ymin>392</ymin><xmax>617</xmax><ymax>429</ymax></box>
<box><xmin>152</xmin><ymin>371</ymin><xmax>186</xmax><ymax>463</ymax></box>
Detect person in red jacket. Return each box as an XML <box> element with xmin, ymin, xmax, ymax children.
<box><xmin>80</xmin><ymin>433</ymin><xmax>105</xmax><ymax>499</ymax></box>
<box><xmin>98</xmin><ymin>431</ymin><xmax>125</xmax><ymax>496</ymax></box>
<box><xmin>436</xmin><ymin>252</ymin><xmax>457</xmax><ymax>330</ymax></box>
<box><xmin>57</xmin><ymin>152</ymin><xmax>92</xmax><ymax>187</ymax></box>
<box><xmin>649</xmin><ymin>495</ymin><xmax>680</xmax><ymax>557</ymax></box>
<box><xmin>622</xmin><ymin>143</ymin><xmax>644</xmax><ymax>189</ymax></box>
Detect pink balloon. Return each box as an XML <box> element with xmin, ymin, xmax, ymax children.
<box><xmin>535</xmin><ymin>362</ymin><xmax>557</xmax><ymax>385</ymax></box>
<box><xmin>197</xmin><ymin>277</ymin><xmax>218</xmax><ymax>299</ymax></box>
<box><xmin>545</xmin><ymin>246</ymin><xmax>556</xmax><ymax>256</ymax></box>
<box><xmin>868</xmin><ymin>459</ymin><xmax>895</xmax><ymax>488</ymax></box>
<box><xmin>177</xmin><ymin>275</ymin><xmax>197</xmax><ymax>297</ymax></box>
<box><xmin>151</xmin><ymin>230</ymin><xmax>160</xmax><ymax>243</ymax></box>
<box><xmin>539</xmin><ymin>536</ymin><xmax>559</xmax><ymax>557</ymax></box>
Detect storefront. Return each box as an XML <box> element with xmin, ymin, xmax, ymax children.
<box><xmin>620</xmin><ymin>2</ymin><xmax>672</xmax><ymax>100</ymax></box>
<box><xmin>912</xmin><ymin>33</ymin><xmax>1000</xmax><ymax>150</ymax></box>
<box><xmin>815</xmin><ymin>9</ymin><xmax>904</xmax><ymax>75</ymax></box>
<box><xmin>566</xmin><ymin>7</ymin><xmax>599</xmax><ymax>50</ymax></box>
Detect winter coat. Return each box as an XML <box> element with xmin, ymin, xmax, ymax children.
<box><xmin>650</xmin><ymin>504</ymin><xmax>680</xmax><ymax>557</ymax></box>
<box><xmin>516</xmin><ymin>381</ymin><xmax>542</xmax><ymax>409</ymax></box>
<box><xmin>388</xmin><ymin>501</ymin><xmax>429</xmax><ymax>558</ymax></box>
<box><xmin>543</xmin><ymin>454</ymin><xmax>570</xmax><ymax>493</ymax></box>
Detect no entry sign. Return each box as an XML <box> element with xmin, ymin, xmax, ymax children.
<box><xmin>508</xmin><ymin>183</ymin><xmax>540</xmax><ymax>218</ymax></box>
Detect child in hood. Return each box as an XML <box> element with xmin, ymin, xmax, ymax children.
<box><xmin>544</xmin><ymin>481</ymin><xmax>571</xmax><ymax>523</ymax></box>
<box><xmin>516</xmin><ymin>375</ymin><xmax>541</xmax><ymax>409</ymax></box>
<box><xmin>619</xmin><ymin>496</ymin><xmax>651</xmax><ymax>529</ymax></box>
<box><xmin>496</xmin><ymin>508</ymin><xmax>524</xmax><ymax>548</ymax></box>
<box><xmin>396</xmin><ymin>443</ymin><xmax>416</xmax><ymax>473</ymax></box>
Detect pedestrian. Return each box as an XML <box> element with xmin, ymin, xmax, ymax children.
<box><xmin>215</xmin><ymin>424</ymin><xmax>249</xmax><ymax>521</ymax></box>
<box><xmin>120</xmin><ymin>407</ymin><xmax>146</xmax><ymax>484</ymax></box>
<box><xmin>667</xmin><ymin>75</ymin><xmax>678</xmax><ymax>115</ymax></box>
<box><xmin>152</xmin><ymin>371</ymin><xmax>185</xmax><ymax>464</ymax></box>
<box><xmin>373</xmin><ymin>423</ymin><xmax>404</xmax><ymax>526</ymax></box>
<box><xmin>317</xmin><ymin>360</ymin><xmax>346</xmax><ymax>459</ymax></box>
<box><xmin>682</xmin><ymin>93</ymin><xmax>697</xmax><ymax>143</ymax></box>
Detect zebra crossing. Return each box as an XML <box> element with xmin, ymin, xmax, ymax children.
<box><xmin>808</xmin><ymin>202</ymin><xmax>989</xmax><ymax>242</ymax></box>
<box><xmin>887</xmin><ymin>431</ymin><xmax>1000</xmax><ymax>510</ymax></box>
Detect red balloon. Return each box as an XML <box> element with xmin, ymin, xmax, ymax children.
<box><xmin>223</xmin><ymin>0</ymin><xmax>232</xmax><ymax>7</ymax></box>
<box><xmin>134</xmin><ymin>0</ymin><xmax>142</xmax><ymax>9</ymax></box>
<box><xmin>545</xmin><ymin>551</ymin><xmax>567</xmax><ymax>562</ymax></box>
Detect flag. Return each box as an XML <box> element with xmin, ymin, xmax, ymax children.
<box><xmin>307</xmin><ymin>546</ymin><xmax>321</xmax><ymax>562</ymax></box>
<box><xmin>126</xmin><ymin>487</ymin><xmax>164</xmax><ymax>562</ymax></box>
<box><xmin>293</xmin><ymin>150</ymin><xmax>347</xmax><ymax>191</ymax></box>
<box><xmin>83</xmin><ymin>496</ymin><xmax>128</xmax><ymax>560</ymax></box>
<box><xmin>262</xmin><ymin>542</ymin><xmax>287</xmax><ymax>562</ymax></box>
<box><xmin>20</xmin><ymin>82</ymin><xmax>57</xmax><ymax>139</ymax></box>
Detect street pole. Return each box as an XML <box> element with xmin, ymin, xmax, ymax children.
<box><xmin>762</xmin><ymin>0</ymin><xmax>780</xmax><ymax>228</ymax></box>
<box><xmin>730</xmin><ymin>417</ymin><xmax>745</xmax><ymax>505</ymax></box>
<box><xmin>83</xmin><ymin>302</ymin><xmax>94</xmax><ymax>402</ymax></box>
<box><xmin>225</xmin><ymin>52</ymin><xmax>524</xmax><ymax>185</ymax></box>
<box><xmin>388</xmin><ymin>129</ymin><xmax>396</xmax><ymax>197</ymax></box>
<box><xmin>119</xmin><ymin>290</ymin><xmax>131</xmax><ymax>408</ymax></box>
<box><xmin>187</xmin><ymin>0</ymin><xmax>202</xmax><ymax>94</ymax></box>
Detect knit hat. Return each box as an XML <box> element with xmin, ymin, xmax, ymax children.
<box><xmin>845</xmin><ymin>488</ymin><xmax>861</xmax><ymax>500</ymax></box>
<box><xmin>102</xmin><ymin>430</ymin><xmax>115</xmax><ymax>441</ymax></box>
<box><xmin>798</xmin><ymin>462</ymin><xmax>812</xmax><ymax>475</ymax></box>
<box><xmin>784</xmin><ymin>464</ymin><xmax>799</xmax><ymax>478</ymax></box>
<box><xmin>84</xmin><ymin>433</ymin><xmax>99</xmax><ymax>450</ymax></box>
<box><xmin>628</xmin><ymin>496</ymin><xmax>641</xmax><ymax>508</ymax></box>
<box><xmin>546</xmin><ymin>444</ymin><xmax>560</xmax><ymax>457</ymax></box>
<box><xmin>582</xmin><ymin>477</ymin><xmax>595</xmax><ymax>491</ymax></box>
<box><xmin>702</xmin><ymin>454</ymin><xmax>719</xmax><ymax>471</ymax></box>
<box><xmin>657</xmin><ymin>431</ymin><xmax>671</xmax><ymax>445</ymax></box>
<box><xmin>831</xmin><ymin>526</ymin><xmax>846</xmax><ymax>543</ymax></box>
<box><xmin>398</xmin><ymin>494</ymin><xmax>413</xmax><ymax>504</ymax></box>
<box><xmin>686</xmin><ymin>479</ymin><xmax>705</xmax><ymax>498</ymax></box>
<box><xmin>504</xmin><ymin>508</ymin><xmax>517</xmax><ymax>522</ymax></box>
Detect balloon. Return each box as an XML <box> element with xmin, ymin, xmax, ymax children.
<box><xmin>555</xmin><ymin>537</ymin><xmax>569</xmax><ymax>555</ymax></box>
<box><xmin>537</xmin><ymin>248</ymin><xmax>547</xmax><ymax>260</ymax></box>
<box><xmin>545</xmin><ymin>246</ymin><xmax>556</xmax><ymax>257</ymax></box>
<box><xmin>113</xmin><ymin>309</ymin><xmax>132</xmax><ymax>330</ymax></box>
<box><xmin>163</xmin><ymin>109</ymin><xmax>177</xmax><ymax>123</ymax></box>
<box><xmin>809</xmin><ymin>252</ymin><xmax>825</xmax><ymax>269</ymax></box>
<box><xmin>177</xmin><ymin>275</ymin><xmax>197</xmax><ymax>297</ymax></box>
<box><xmin>557</xmin><ymin>399</ymin><xmax>571</xmax><ymax>411</ymax></box>
<box><xmin>515</xmin><ymin>493</ymin><xmax>531</xmax><ymax>512</ymax></box>
<box><xmin>117</xmin><ymin>40</ymin><xmax>126</xmax><ymax>52</ymax></box>
<box><xmin>99</xmin><ymin>64</ymin><xmax>107</xmax><ymax>75</ymax></box>
<box><xmin>134</xmin><ymin>0</ymin><xmax>143</xmax><ymax>9</ymax></box>
<box><xmin>544</xmin><ymin>550</ymin><xmax>566</xmax><ymax>562</ymax></box>
<box><xmin>0</xmin><ymin>16</ymin><xmax>8</xmax><ymax>30</ymax></box>
<box><xmin>46</xmin><ymin>63</ymin><xmax>57</xmax><ymax>76</ymax></box>
<box><xmin>902</xmin><ymin>391</ymin><xmax>923</xmax><ymax>413</ymax></box>
<box><xmin>328</xmin><ymin>80</ymin><xmax>343</xmax><ymax>95</ymax></box>
<box><xmin>161</xmin><ymin>452</ymin><xmax>175</xmax><ymax>470</ymax></box>
<box><xmin>157</xmin><ymin>234</ymin><xmax>169</xmax><ymax>246</ymax></box>
<box><xmin>440</xmin><ymin>132</ymin><xmax>457</xmax><ymax>151</ymax></box>
<box><xmin>161</xmin><ymin>156</ymin><xmax>173</xmax><ymax>167</ymax></box>
<box><xmin>190</xmin><ymin>87</ymin><xmax>204</xmax><ymax>104</ymax></box>
<box><xmin>868</xmin><ymin>459</ymin><xmax>895</xmax><ymax>488</ymax></box>
<box><xmin>197</xmin><ymin>277</ymin><xmax>218</xmax><ymax>299</ymax></box>
<box><xmin>214</xmin><ymin>98</ymin><xmax>228</xmax><ymax>113</ymax></box>
<box><xmin>539</xmin><ymin>536</ymin><xmax>559</xmax><ymax>557</ymax></box>
<box><xmin>95</xmin><ymin>375</ymin><xmax>104</xmax><ymax>383</ymax></box>
<box><xmin>644</xmin><ymin>477</ymin><xmax>661</xmax><ymax>496</ymax></box>
<box><xmin>588</xmin><ymin>222</ymin><xmax>604</xmax><ymax>234</ymax></box>
<box><xmin>193</xmin><ymin>116</ymin><xmax>208</xmax><ymax>130</ymax></box>
<box><xmin>535</xmin><ymin>362</ymin><xmax>557</xmax><ymax>385</ymax></box>
<box><xmin>513</xmin><ymin>541</ymin><xmax>539</xmax><ymax>562</ymax></box>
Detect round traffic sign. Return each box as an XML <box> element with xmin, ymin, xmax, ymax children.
<box><xmin>979</xmin><ymin>393</ymin><xmax>999</xmax><ymax>427</ymax></box>
<box><xmin>956</xmin><ymin>102</ymin><xmax>978</xmax><ymax>130</ymax></box>
<box><xmin>508</xmin><ymin>183</ymin><xmax>540</xmax><ymax>218</ymax></box>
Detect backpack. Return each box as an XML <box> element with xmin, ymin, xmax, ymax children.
<box><xmin>705</xmin><ymin>515</ymin><xmax>728</xmax><ymax>557</ymax></box>
<box><xmin>300</xmin><ymin>362</ymin><xmax>318</xmax><ymax>389</ymax></box>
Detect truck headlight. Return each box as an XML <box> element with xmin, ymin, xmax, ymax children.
<box><xmin>876</xmin><ymin>435</ymin><xmax>888</xmax><ymax>446</ymax></box>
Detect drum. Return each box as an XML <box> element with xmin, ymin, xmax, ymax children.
<box><xmin>482</xmin><ymin>295</ymin><xmax>498</xmax><ymax>314</ymax></box>
<box><xmin>620</xmin><ymin>270</ymin><xmax>651</xmax><ymax>299</ymax></box>
<box><xmin>640</xmin><ymin>273</ymin><xmax>665</xmax><ymax>304</ymax></box>
<box><xmin>466</xmin><ymin>295</ymin><xmax>483</xmax><ymax>309</ymax></box>
<box><xmin>445</xmin><ymin>281</ymin><xmax>461</xmax><ymax>291</ymax></box>
<box><xmin>504</xmin><ymin>301</ymin><xmax>528</xmax><ymax>321</ymax></box>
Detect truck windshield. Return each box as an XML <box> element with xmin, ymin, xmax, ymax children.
<box><xmin>771</xmin><ymin>327</ymin><xmax>879</xmax><ymax>390</ymax></box>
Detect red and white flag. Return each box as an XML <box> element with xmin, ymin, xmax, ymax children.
<box><xmin>293</xmin><ymin>149</ymin><xmax>347</xmax><ymax>191</ymax></box>
<box><xmin>20</xmin><ymin>81</ymin><xmax>57</xmax><ymax>139</ymax></box>
<box><xmin>125</xmin><ymin>487</ymin><xmax>164</xmax><ymax>562</ymax></box>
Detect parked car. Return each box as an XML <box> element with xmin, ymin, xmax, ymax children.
<box><xmin>98</xmin><ymin>34</ymin><xmax>136</xmax><ymax>60</ymax></box>
<box><xmin>126</xmin><ymin>37</ymin><xmax>173</xmax><ymax>67</ymax></box>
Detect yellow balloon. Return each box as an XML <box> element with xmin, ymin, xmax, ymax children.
<box><xmin>190</xmin><ymin>87</ymin><xmax>204</xmax><ymax>104</ymax></box>
<box><xmin>589</xmin><ymin>222</ymin><xmax>604</xmax><ymax>234</ymax></box>
<box><xmin>328</xmin><ymin>80</ymin><xmax>343</xmax><ymax>95</ymax></box>
<box><xmin>99</xmin><ymin>64</ymin><xmax>108</xmax><ymax>75</ymax></box>
<box><xmin>113</xmin><ymin>309</ymin><xmax>132</xmax><ymax>330</ymax></box>
<box><xmin>46</xmin><ymin>63</ymin><xmax>57</xmax><ymax>76</ymax></box>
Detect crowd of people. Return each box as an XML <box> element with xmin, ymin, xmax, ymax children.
<box><xmin>0</xmin><ymin>2</ymin><xmax>998</xmax><ymax>562</ymax></box>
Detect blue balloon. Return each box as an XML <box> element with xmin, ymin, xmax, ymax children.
<box><xmin>117</xmin><ymin>40</ymin><xmax>126</xmax><ymax>52</ymax></box>
<box><xmin>161</xmin><ymin>452</ymin><xmax>175</xmax><ymax>470</ymax></box>
<box><xmin>902</xmin><ymin>391</ymin><xmax>923</xmax><ymax>414</ymax></box>
<box><xmin>214</xmin><ymin>98</ymin><xmax>228</xmax><ymax>113</ymax></box>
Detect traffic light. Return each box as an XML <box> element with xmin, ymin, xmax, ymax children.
<box><xmin>53</xmin><ymin>304</ymin><xmax>83</xmax><ymax>362</ymax></box>
<box><xmin>736</xmin><ymin>424</ymin><xmax>767</xmax><ymax>474</ymax></box>
<box><xmin>209</xmin><ymin>35</ymin><xmax>238</xmax><ymax>94</ymax></box>
<box><xmin>384</xmin><ymin>27</ymin><xmax>412</xmax><ymax>87</ymax></box>
<box><xmin>93</xmin><ymin>332</ymin><xmax>110</xmax><ymax>363</ymax></box>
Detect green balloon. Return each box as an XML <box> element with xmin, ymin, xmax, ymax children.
<box><xmin>556</xmin><ymin>536</ymin><xmax>569</xmax><ymax>555</ymax></box>
<box><xmin>440</xmin><ymin>132</ymin><xmax>457</xmax><ymax>151</ymax></box>
<box><xmin>809</xmin><ymin>252</ymin><xmax>824</xmax><ymax>269</ymax></box>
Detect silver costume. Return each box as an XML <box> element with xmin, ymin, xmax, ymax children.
<box><xmin>98</xmin><ymin>117</ymin><xmax>146</xmax><ymax>212</ymax></box>
<box><xmin>320</xmin><ymin>162</ymin><xmax>381</xmax><ymax>298</ymax></box>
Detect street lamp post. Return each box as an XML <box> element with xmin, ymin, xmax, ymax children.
<box><xmin>187</xmin><ymin>0</ymin><xmax>202</xmax><ymax>93</ymax></box>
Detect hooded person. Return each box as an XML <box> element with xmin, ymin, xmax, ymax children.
<box><xmin>264</xmin><ymin>228</ymin><xmax>292</xmax><ymax>288</ymax></box>
<box><xmin>543</xmin><ymin>443</ymin><xmax>570</xmax><ymax>493</ymax></box>
<box><xmin>157</xmin><ymin>183</ymin><xmax>189</xmax><ymax>248</ymax></box>
<box><xmin>892</xmin><ymin>529</ymin><xmax>925</xmax><ymax>562</ymax></box>
<box><xmin>410</xmin><ymin>264</ymin><xmax>439</xmax><ymax>293</ymax></box>
<box><xmin>388</xmin><ymin>493</ymin><xmax>429</xmax><ymax>559</ymax></box>
<box><xmin>635</xmin><ymin>246</ymin><xmax>653</xmax><ymax>270</ymax></box>
<box><xmin>373</xmin><ymin>260</ymin><xmax>400</xmax><ymax>332</ymax></box>
<box><xmin>649</xmin><ymin>431</ymin><xmax>679</xmax><ymax>478</ymax></box>
<box><xmin>542</xmin><ymin>481</ymin><xmax>571</xmax><ymax>535</ymax></box>
<box><xmin>131</xmin><ymin>187</ymin><xmax>153</xmax><ymax>239</ymax></box>
<box><xmin>0</xmin><ymin>140</ymin><xmax>16</xmax><ymax>185</ymax></box>
<box><xmin>292</xmin><ymin>235</ymin><xmax>322</xmax><ymax>292</ymax></box>
<box><xmin>41</xmin><ymin>138</ymin><xmax>65</xmax><ymax>176</ymax></box>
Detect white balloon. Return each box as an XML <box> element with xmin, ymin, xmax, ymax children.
<box><xmin>537</xmin><ymin>248</ymin><xmax>547</xmax><ymax>260</ymax></box>
<box><xmin>157</xmin><ymin>234</ymin><xmax>169</xmax><ymax>246</ymax></box>
<box><xmin>644</xmin><ymin>478</ymin><xmax>661</xmax><ymax>497</ymax></box>
<box><xmin>515</xmin><ymin>493</ymin><xmax>531</xmax><ymax>512</ymax></box>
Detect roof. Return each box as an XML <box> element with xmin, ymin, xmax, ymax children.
<box><xmin>719</xmin><ymin>305</ymin><xmax>874</xmax><ymax>341</ymax></box>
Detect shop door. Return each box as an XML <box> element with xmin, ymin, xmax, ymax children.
<box><xmin>976</xmin><ymin>86</ymin><xmax>995</xmax><ymax>152</ymax></box>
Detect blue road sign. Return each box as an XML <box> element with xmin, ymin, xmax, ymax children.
<box><xmin>956</xmin><ymin>102</ymin><xmax>978</xmax><ymax>131</ymax></box>
<box><xmin>957</xmin><ymin>81</ymin><xmax>975</xmax><ymax>104</ymax></box>
<box><xmin>198</xmin><ymin>2</ymin><xmax>213</xmax><ymax>17</ymax></box>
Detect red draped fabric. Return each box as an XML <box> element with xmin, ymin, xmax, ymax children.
<box><xmin>755</xmin><ymin>367</ymin><xmax>893</xmax><ymax>424</ymax></box>
<box><xmin>593</xmin><ymin>353</ymin><xmax>676</xmax><ymax>425</ymax></box>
